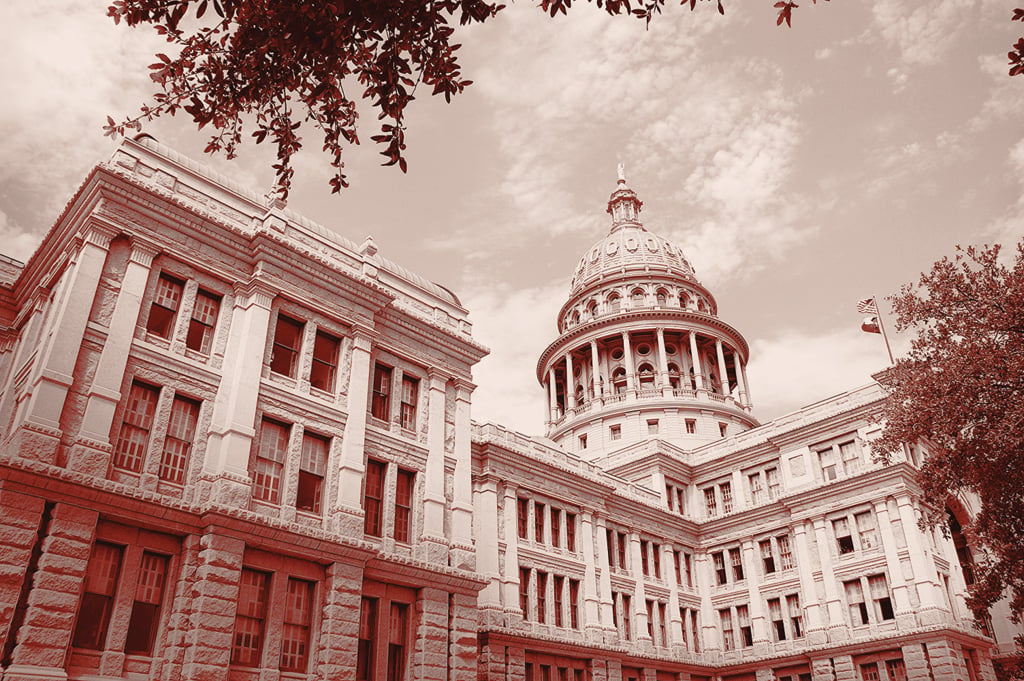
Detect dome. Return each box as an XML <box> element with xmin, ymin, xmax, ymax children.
<box><xmin>569</xmin><ymin>175</ymin><xmax>697</xmax><ymax>297</ymax></box>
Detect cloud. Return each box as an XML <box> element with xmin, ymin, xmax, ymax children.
<box><xmin>747</xmin><ymin>327</ymin><xmax>893</xmax><ymax>421</ymax></box>
<box><xmin>871</xmin><ymin>0</ymin><xmax>977</xmax><ymax>69</ymax></box>
<box><xmin>462</xmin><ymin>279</ymin><xmax>568</xmax><ymax>434</ymax></box>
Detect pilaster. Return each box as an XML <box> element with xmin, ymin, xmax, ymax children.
<box><xmin>333</xmin><ymin>327</ymin><xmax>373</xmax><ymax>535</ymax></box>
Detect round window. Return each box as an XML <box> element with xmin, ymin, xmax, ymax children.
<box><xmin>665</xmin><ymin>344</ymin><xmax>677</xmax><ymax>356</ymax></box>
<box><xmin>610</xmin><ymin>348</ymin><xmax>624</xmax><ymax>361</ymax></box>
<box><xmin>637</xmin><ymin>344</ymin><xmax>651</xmax><ymax>355</ymax></box>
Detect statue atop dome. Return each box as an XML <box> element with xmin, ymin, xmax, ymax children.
<box><xmin>616</xmin><ymin>162</ymin><xmax>626</xmax><ymax>184</ymax></box>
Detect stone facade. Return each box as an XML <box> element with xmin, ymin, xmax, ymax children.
<box><xmin>0</xmin><ymin>138</ymin><xmax>1019</xmax><ymax>681</ymax></box>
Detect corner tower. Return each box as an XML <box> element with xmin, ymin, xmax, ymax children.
<box><xmin>536</xmin><ymin>170</ymin><xmax>758</xmax><ymax>456</ymax></box>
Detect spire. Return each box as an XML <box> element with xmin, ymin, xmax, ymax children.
<box><xmin>607</xmin><ymin>164</ymin><xmax>643</xmax><ymax>230</ymax></box>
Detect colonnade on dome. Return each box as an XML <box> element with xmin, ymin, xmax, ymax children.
<box><xmin>537</xmin><ymin>172</ymin><xmax>759</xmax><ymax>451</ymax></box>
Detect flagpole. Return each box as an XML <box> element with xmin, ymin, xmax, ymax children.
<box><xmin>872</xmin><ymin>295</ymin><xmax>895</xmax><ymax>365</ymax></box>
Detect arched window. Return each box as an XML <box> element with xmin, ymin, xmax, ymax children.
<box><xmin>631</xmin><ymin>289</ymin><xmax>646</xmax><ymax>308</ymax></box>
<box><xmin>698</xmin><ymin>299</ymin><xmax>708</xmax><ymax>313</ymax></box>
<box><xmin>679</xmin><ymin>292</ymin><xmax>690</xmax><ymax>309</ymax></box>
<box><xmin>587</xmin><ymin>300</ymin><xmax>599</xmax><ymax>319</ymax></box>
<box><xmin>689</xmin><ymin>367</ymin><xmax>697</xmax><ymax>390</ymax></box>
<box><xmin>656</xmin><ymin>289</ymin><xmax>668</xmax><ymax>307</ymax></box>
<box><xmin>947</xmin><ymin>508</ymin><xmax>976</xmax><ymax>586</ymax></box>
<box><xmin>575</xmin><ymin>384</ymin><xmax>585</xmax><ymax>405</ymax></box>
<box><xmin>612</xmin><ymin>368</ymin><xmax>627</xmax><ymax>394</ymax></box>
<box><xmin>608</xmin><ymin>294</ymin><xmax>621</xmax><ymax>313</ymax></box>
<box><xmin>570</xmin><ymin>310</ymin><xmax>580</xmax><ymax>326</ymax></box>
<box><xmin>708</xmin><ymin>369</ymin><xmax>719</xmax><ymax>394</ymax></box>
<box><xmin>668</xmin><ymin>363</ymin><xmax>681</xmax><ymax>390</ymax></box>
<box><xmin>638</xmin><ymin>363</ymin><xmax>655</xmax><ymax>389</ymax></box>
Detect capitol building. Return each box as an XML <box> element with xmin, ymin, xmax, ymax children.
<box><xmin>0</xmin><ymin>136</ymin><xmax>1019</xmax><ymax>681</ymax></box>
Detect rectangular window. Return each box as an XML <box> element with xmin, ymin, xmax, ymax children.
<box><xmin>719</xmin><ymin>422</ymin><xmax>728</xmax><ymax>437</ymax></box>
<box><xmin>860</xmin><ymin>663</ymin><xmax>880</xmax><ymax>681</ymax></box>
<box><xmin>761</xmin><ymin>539</ymin><xmax>776</xmax><ymax>574</ymax></box>
<box><xmin>357</xmin><ymin>597</ymin><xmax>377</xmax><ymax>680</ymax></box>
<box><xmin>371</xmin><ymin>363</ymin><xmax>392</xmax><ymax>421</ymax></box>
<box><xmin>537</xmin><ymin>571</ymin><xmax>548</xmax><ymax>624</ymax></box>
<box><xmin>550</xmin><ymin>507</ymin><xmax>561</xmax><ymax>548</ymax></box>
<box><xmin>617</xmin><ymin>532</ymin><xmax>627</xmax><ymax>571</ymax></box>
<box><xmin>658</xmin><ymin>602</ymin><xmax>667</xmax><ymax>646</ymax></box>
<box><xmin>737</xmin><ymin>605</ymin><xmax>752</xmax><ymax>647</ymax></box>
<box><xmin>517</xmin><ymin>498</ymin><xmax>529</xmax><ymax>540</ymax></box>
<box><xmin>519</xmin><ymin>568</ymin><xmax>531</xmax><ymax>620</ymax></box>
<box><xmin>778</xmin><ymin>534</ymin><xmax>795</xmax><ymax>570</ymax></box>
<box><xmin>855</xmin><ymin>510</ymin><xmax>879</xmax><ymax>550</ymax></box>
<box><xmin>704</xmin><ymin>487</ymin><xmax>718</xmax><ymax>517</ymax></box>
<box><xmin>394</xmin><ymin>468</ymin><xmax>415</xmax><ymax>543</ymax></box>
<box><xmin>568</xmin><ymin>579</ymin><xmax>580</xmax><ymax>629</ymax></box>
<box><xmin>159</xmin><ymin>394</ymin><xmax>200</xmax><ymax>484</ymax></box>
<box><xmin>387</xmin><ymin>602</ymin><xmax>409</xmax><ymax>681</ymax></box>
<box><xmin>309</xmin><ymin>330</ymin><xmax>340</xmax><ymax>392</ymax></box>
<box><xmin>886</xmin><ymin>660</ymin><xmax>908</xmax><ymax>681</ymax></box>
<box><xmin>114</xmin><ymin>381</ymin><xmax>160</xmax><ymax>472</ymax></box>
<box><xmin>124</xmin><ymin>551</ymin><xmax>169</xmax><ymax>655</ymax></box>
<box><xmin>400</xmin><ymin>376</ymin><xmax>419</xmax><ymax>430</ymax></box>
<box><xmin>534</xmin><ymin>502</ymin><xmax>545</xmax><ymax>543</ymax></box>
<box><xmin>270</xmin><ymin>314</ymin><xmax>304</xmax><ymax>378</ymax></box>
<box><xmin>840</xmin><ymin>440</ymin><xmax>861</xmax><ymax>474</ymax></box>
<box><xmin>749</xmin><ymin>472</ymin><xmax>763</xmax><ymax>504</ymax></box>
<box><xmin>721</xmin><ymin>482</ymin><xmax>733</xmax><ymax>513</ymax></box>
<box><xmin>869</xmin><ymin>574</ymin><xmax>895</xmax><ymax>621</ymax></box>
<box><xmin>364</xmin><ymin>459</ymin><xmax>386</xmax><ymax>536</ymax></box>
<box><xmin>834</xmin><ymin>517</ymin><xmax>855</xmax><ymax>554</ymax></box>
<box><xmin>553</xmin><ymin>575</ymin><xmax>564</xmax><ymax>627</ymax></box>
<box><xmin>685</xmin><ymin>418</ymin><xmax>696</xmax><ymax>434</ymax></box>
<box><xmin>766</xmin><ymin>466</ymin><xmax>780</xmax><ymax>499</ymax></box>
<box><xmin>652</xmin><ymin>544</ymin><xmax>661</xmax><ymax>579</ymax></box>
<box><xmin>232</xmin><ymin>568</ymin><xmax>270</xmax><ymax>667</ymax></box>
<box><xmin>645</xmin><ymin>599</ymin><xmax>655</xmax><ymax>638</ymax></box>
<box><xmin>819</xmin><ymin>447</ymin><xmax>838</xmax><ymax>481</ymax></box>
<box><xmin>713</xmin><ymin>551</ymin><xmax>727</xmax><ymax>585</ymax></box>
<box><xmin>621</xmin><ymin>594</ymin><xmax>631</xmax><ymax>640</ymax></box>
<box><xmin>565</xmin><ymin>513</ymin><xmax>576</xmax><ymax>552</ymax></box>
<box><xmin>610</xmin><ymin>424</ymin><xmax>622</xmax><ymax>440</ymax></box>
<box><xmin>730</xmin><ymin>547</ymin><xmax>744</xmax><ymax>581</ymax></box>
<box><xmin>186</xmin><ymin>289</ymin><xmax>220</xmax><ymax>353</ymax></box>
<box><xmin>297</xmin><ymin>431</ymin><xmax>328</xmax><ymax>514</ymax></box>
<box><xmin>253</xmin><ymin>418</ymin><xmax>289</xmax><ymax>504</ymax></box>
<box><xmin>787</xmin><ymin>594</ymin><xmax>803</xmax><ymax>638</ymax></box>
<box><xmin>280</xmin><ymin>578</ymin><xmax>314</xmax><ymax>672</ymax></box>
<box><xmin>146</xmin><ymin>274</ymin><xmax>183</xmax><ymax>339</ymax></box>
<box><xmin>73</xmin><ymin>542</ymin><xmax>124</xmax><ymax>650</ymax></box>
<box><xmin>768</xmin><ymin>598</ymin><xmax>785</xmax><ymax>641</ymax></box>
<box><xmin>579</xmin><ymin>434</ymin><xmax>587</xmax><ymax>450</ymax></box>
<box><xmin>845</xmin><ymin>579</ymin><xmax>869</xmax><ymax>625</ymax></box>
<box><xmin>647</xmin><ymin>419</ymin><xmax>659</xmax><ymax>434</ymax></box>
<box><xmin>641</xmin><ymin>540</ymin><xmax>650</xmax><ymax>576</ymax></box>
<box><xmin>719</xmin><ymin>608</ymin><xmax>734</xmax><ymax>650</ymax></box>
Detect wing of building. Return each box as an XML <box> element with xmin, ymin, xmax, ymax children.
<box><xmin>0</xmin><ymin>137</ymin><xmax>1018</xmax><ymax>681</ymax></box>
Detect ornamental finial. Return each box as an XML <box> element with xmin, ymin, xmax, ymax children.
<box><xmin>617</xmin><ymin>162</ymin><xmax>627</xmax><ymax>185</ymax></box>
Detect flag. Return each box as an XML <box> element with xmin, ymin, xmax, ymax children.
<box><xmin>856</xmin><ymin>297</ymin><xmax>877</xmax><ymax>315</ymax></box>
<box><xmin>861</xmin><ymin>316</ymin><xmax>881</xmax><ymax>334</ymax></box>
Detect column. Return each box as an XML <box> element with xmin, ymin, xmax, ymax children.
<box><xmin>715</xmin><ymin>339</ymin><xmax>728</xmax><ymax>396</ymax></box>
<box><xmin>590</xmin><ymin>340</ymin><xmax>602</xmax><ymax>400</ymax></box>
<box><xmin>741</xmin><ymin>361</ymin><xmax>752</xmax><ymax>406</ymax></box>
<box><xmin>581</xmin><ymin>511</ymin><xmax>602</xmax><ymax>640</ymax></box>
<box><xmin>742</xmin><ymin>540</ymin><xmax>769</xmax><ymax>649</ymax></box>
<box><xmin>474</xmin><ymin>477</ymin><xmax>503</xmax><ymax>624</ymax></box>
<box><xmin>665</xmin><ymin>546</ymin><xmax>684</xmax><ymax>652</ymax></box>
<box><xmin>203</xmin><ymin>282</ymin><xmax>275</xmax><ymax>507</ymax></box>
<box><xmin>69</xmin><ymin>241</ymin><xmax>159</xmax><ymax>470</ymax></box>
<box><xmin>873</xmin><ymin>499</ymin><xmax>915</xmax><ymax>626</ymax></box>
<box><xmin>565</xmin><ymin>352</ymin><xmax>577</xmax><ymax>410</ymax></box>
<box><xmin>793</xmin><ymin>520</ymin><xmax>826</xmax><ymax>642</ymax></box>
<box><xmin>656</xmin><ymin>327</ymin><xmax>671</xmax><ymax>394</ymax></box>
<box><xmin>547</xmin><ymin>367</ymin><xmax>558</xmax><ymax>422</ymax></box>
<box><xmin>14</xmin><ymin>227</ymin><xmax>114</xmax><ymax>463</ymax></box>
<box><xmin>315</xmin><ymin>562</ymin><xmax>364</xmax><ymax>680</ymax></box>
<box><xmin>688</xmin><ymin>330</ymin><xmax>704</xmax><ymax>391</ymax></box>
<box><xmin>622</xmin><ymin>331</ymin><xmax>636</xmax><ymax>392</ymax></box>
<box><xmin>629</xmin><ymin>532</ymin><xmax>650</xmax><ymax>644</ymax></box>
<box><xmin>812</xmin><ymin>517</ymin><xmax>847</xmax><ymax>640</ymax></box>
<box><xmin>733</xmin><ymin>351</ymin><xmax>748</xmax><ymax>406</ymax></box>
<box><xmin>896</xmin><ymin>495</ymin><xmax>943</xmax><ymax>623</ymax></box>
<box><xmin>502</xmin><ymin>484</ymin><xmax>522</xmax><ymax>623</ymax></box>
<box><xmin>333</xmin><ymin>327</ymin><xmax>373</xmax><ymax>533</ymax></box>
<box><xmin>595</xmin><ymin>516</ymin><xmax>616</xmax><ymax>642</ymax></box>
<box><xmin>451</xmin><ymin>380</ymin><xmax>475</xmax><ymax>566</ymax></box>
<box><xmin>420</xmin><ymin>369</ymin><xmax>450</xmax><ymax>561</ymax></box>
<box><xmin>696</xmin><ymin>553</ymin><xmax>718</xmax><ymax>650</ymax></box>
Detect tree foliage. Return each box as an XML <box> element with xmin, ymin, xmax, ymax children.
<box><xmin>874</xmin><ymin>244</ymin><xmax>1024</xmax><ymax>646</ymax></box>
<box><xmin>105</xmin><ymin>0</ymin><xmax>825</xmax><ymax>201</ymax></box>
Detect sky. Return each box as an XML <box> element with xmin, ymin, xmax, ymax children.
<box><xmin>2</xmin><ymin>0</ymin><xmax>1023</xmax><ymax>436</ymax></box>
